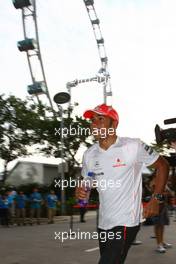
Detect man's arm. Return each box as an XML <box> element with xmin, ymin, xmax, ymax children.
<box><xmin>151</xmin><ymin>156</ymin><xmax>169</xmax><ymax>194</ymax></box>
<box><xmin>143</xmin><ymin>156</ymin><xmax>169</xmax><ymax>218</ymax></box>
<box><xmin>171</xmin><ymin>141</ymin><xmax>176</xmax><ymax>151</ymax></box>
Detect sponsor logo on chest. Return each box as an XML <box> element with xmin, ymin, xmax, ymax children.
<box><xmin>112</xmin><ymin>158</ymin><xmax>126</xmax><ymax>168</ymax></box>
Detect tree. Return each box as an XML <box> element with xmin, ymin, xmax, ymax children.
<box><xmin>0</xmin><ymin>94</ymin><xmax>41</xmax><ymax>181</ymax></box>
<box><xmin>0</xmin><ymin>94</ymin><xmax>92</xmax><ymax>183</ymax></box>
<box><xmin>33</xmin><ymin>106</ymin><xmax>93</xmax><ymax>178</ymax></box>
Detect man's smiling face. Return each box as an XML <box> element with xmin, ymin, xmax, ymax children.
<box><xmin>89</xmin><ymin>114</ymin><xmax>117</xmax><ymax>140</ymax></box>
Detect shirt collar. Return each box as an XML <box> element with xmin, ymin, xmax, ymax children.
<box><xmin>97</xmin><ymin>137</ymin><xmax>120</xmax><ymax>152</ymax></box>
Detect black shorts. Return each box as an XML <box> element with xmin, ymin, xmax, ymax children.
<box><xmin>98</xmin><ymin>225</ymin><xmax>140</xmax><ymax>264</ymax></box>
<box><xmin>152</xmin><ymin>205</ymin><xmax>169</xmax><ymax>226</ymax></box>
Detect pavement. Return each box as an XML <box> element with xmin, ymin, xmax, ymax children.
<box><xmin>0</xmin><ymin>211</ymin><xmax>176</xmax><ymax>264</ymax></box>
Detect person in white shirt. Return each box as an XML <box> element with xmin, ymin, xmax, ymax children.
<box><xmin>76</xmin><ymin>104</ymin><xmax>169</xmax><ymax>264</ymax></box>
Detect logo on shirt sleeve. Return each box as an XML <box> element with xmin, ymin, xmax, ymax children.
<box><xmin>142</xmin><ymin>143</ymin><xmax>154</xmax><ymax>155</ymax></box>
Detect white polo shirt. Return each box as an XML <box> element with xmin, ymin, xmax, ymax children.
<box><xmin>81</xmin><ymin>137</ymin><xmax>159</xmax><ymax>230</ymax></box>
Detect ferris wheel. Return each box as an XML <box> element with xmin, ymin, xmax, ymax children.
<box><xmin>67</xmin><ymin>0</ymin><xmax>113</xmax><ymax>105</ymax></box>
<box><xmin>12</xmin><ymin>0</ymin><xmax>112</xmax><ymax>107</ymax></box>
<box><xmin>12</xmin><ymin>0</ymin><xmax>54</xmax><ymax>111</ymax></box>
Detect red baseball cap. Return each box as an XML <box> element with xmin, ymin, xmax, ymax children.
<box><xmin>83</xmin><ymin>104</ymin><xmax>119</xmax><ymax>122</ymax></box>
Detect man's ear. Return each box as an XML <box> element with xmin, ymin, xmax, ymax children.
<box><xmin>112</xmin><ymin>120</ymin><xmax>118</xmax><ymax>128</ymax></box>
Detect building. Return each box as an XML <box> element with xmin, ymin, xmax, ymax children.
<box><xmin>6</xmin><ymin>160</ymin><xmax>69</xmax><ymax>187</ymax></box>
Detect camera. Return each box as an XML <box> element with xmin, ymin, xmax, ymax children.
<box><xmin>155</xmin><ymin>118</ymin><xmax>176</xmax><ymax>144</ymax></box>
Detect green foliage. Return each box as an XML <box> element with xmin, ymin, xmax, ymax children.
<box><xmin>0</xmin><ymin>94</ymin><xmax>43</xmax><ymax>180</ymax></box>
<box><xmin>33</xmin><ymin>104</ymin><xmax>92</xmax><ymax>178</ymax></box>
<box><xmin>0</xmin><ymin>94</ymin><xmax>92</xmax><ymax>182</ymax></box>
<box><xmin>66</xmin><ymin>197</ymin><xmax>76</xmax><ymax>206</ymax></box>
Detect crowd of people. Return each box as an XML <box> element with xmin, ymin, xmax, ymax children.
<box><xmin>0</xmin><ymin>188</ymin><xmax>60</xmax><ymax>227</ymax></box>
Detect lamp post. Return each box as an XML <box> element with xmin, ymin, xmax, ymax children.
<box><xmin>53</xmin><ymin>92</ymin><xmax>70</xmax><ymax>215</ymax></box>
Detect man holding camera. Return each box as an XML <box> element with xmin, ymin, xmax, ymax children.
<box><xmin>76</xmin><ymin>104</ymin><xmax>169</xmax><ymax>264</ymax></box>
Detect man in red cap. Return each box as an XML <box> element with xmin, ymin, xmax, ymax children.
<box><xmin>76</xmin><ymin>104</ymin><xmax>169</xmax><ymax>264</ymax></box>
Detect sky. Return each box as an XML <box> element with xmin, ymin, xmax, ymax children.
<box><xmin>0</xmin><ymin>0</ymin><xmax>176</xmax><ymax>171</ymax></box>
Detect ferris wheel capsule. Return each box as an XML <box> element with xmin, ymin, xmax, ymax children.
<box><xmin>17</xmin><ymin>38</ymin><xmax>37</xmax><ymax>52</ymax></box>
<box><xmin>97</xmin><ymin>38</ymin><xmax>104</xmax><ymax>44</ymax></box>
<box><xmin>12</xmin><ymin>0</ymin><xmax>33</xmax><ymax>9</ymax></box>
<box><xmin>84</xmin><ymin>0</ymin><xmax>94</xmax><ymax>6</ymax></box>
<box><xmin>91</xmin><ymin>19</ymin><xmax>100</xmax><ymax>25</ymax></box>
<box><xmin>27</xmin><ymin>81</ymin><xmax>47</xmax><ymax>95</ymax></box>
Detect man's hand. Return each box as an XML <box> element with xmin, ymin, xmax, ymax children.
<box><xmin>143</xmin><ymin>198</ymin><xmax>160</xmax><ymax>218</ymax></box>
<box><xmin>75</xmin><ymin>186</ymin><xmax>87</xmax><ymax>200</ymax></box>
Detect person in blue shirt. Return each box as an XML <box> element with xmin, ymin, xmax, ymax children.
<box><xmin>30</xmin><ymin>188</ymin><xmax>42</xmax><ymax>225</ymax></box>
<box><xmin>7</xmin><ymin>189</ymin><xmax>17</xmax><ymax>225</ymax></box>
<box><xmin>46</xmin><ymin>190</ymin><xmax>58</xmax><ymax>224</ymax></box>
<box><xmin>16</xmin><ymin>191</ymin><xmax>27</xmax><ymax>226</ymax></box>
<box><xmin>0</xmin><ymin>194</ymin><xmax>3</xmax><ymax>225</ymax></box>
<box><xmin>0</xmin><ymin>193</ymin><xmax>9</xmax><ymax>227</ymax></box>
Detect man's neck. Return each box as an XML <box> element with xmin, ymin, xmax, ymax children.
<box><xmin>99</xmin><ymin>135</ymin><xmax>117</xmax><ymax>150</ymax></box>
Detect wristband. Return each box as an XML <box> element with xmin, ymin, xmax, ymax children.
<box><xmin>152</xmin><ymin>193</ymin><xmax>165</xmax><ymax>202</ymax></box>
